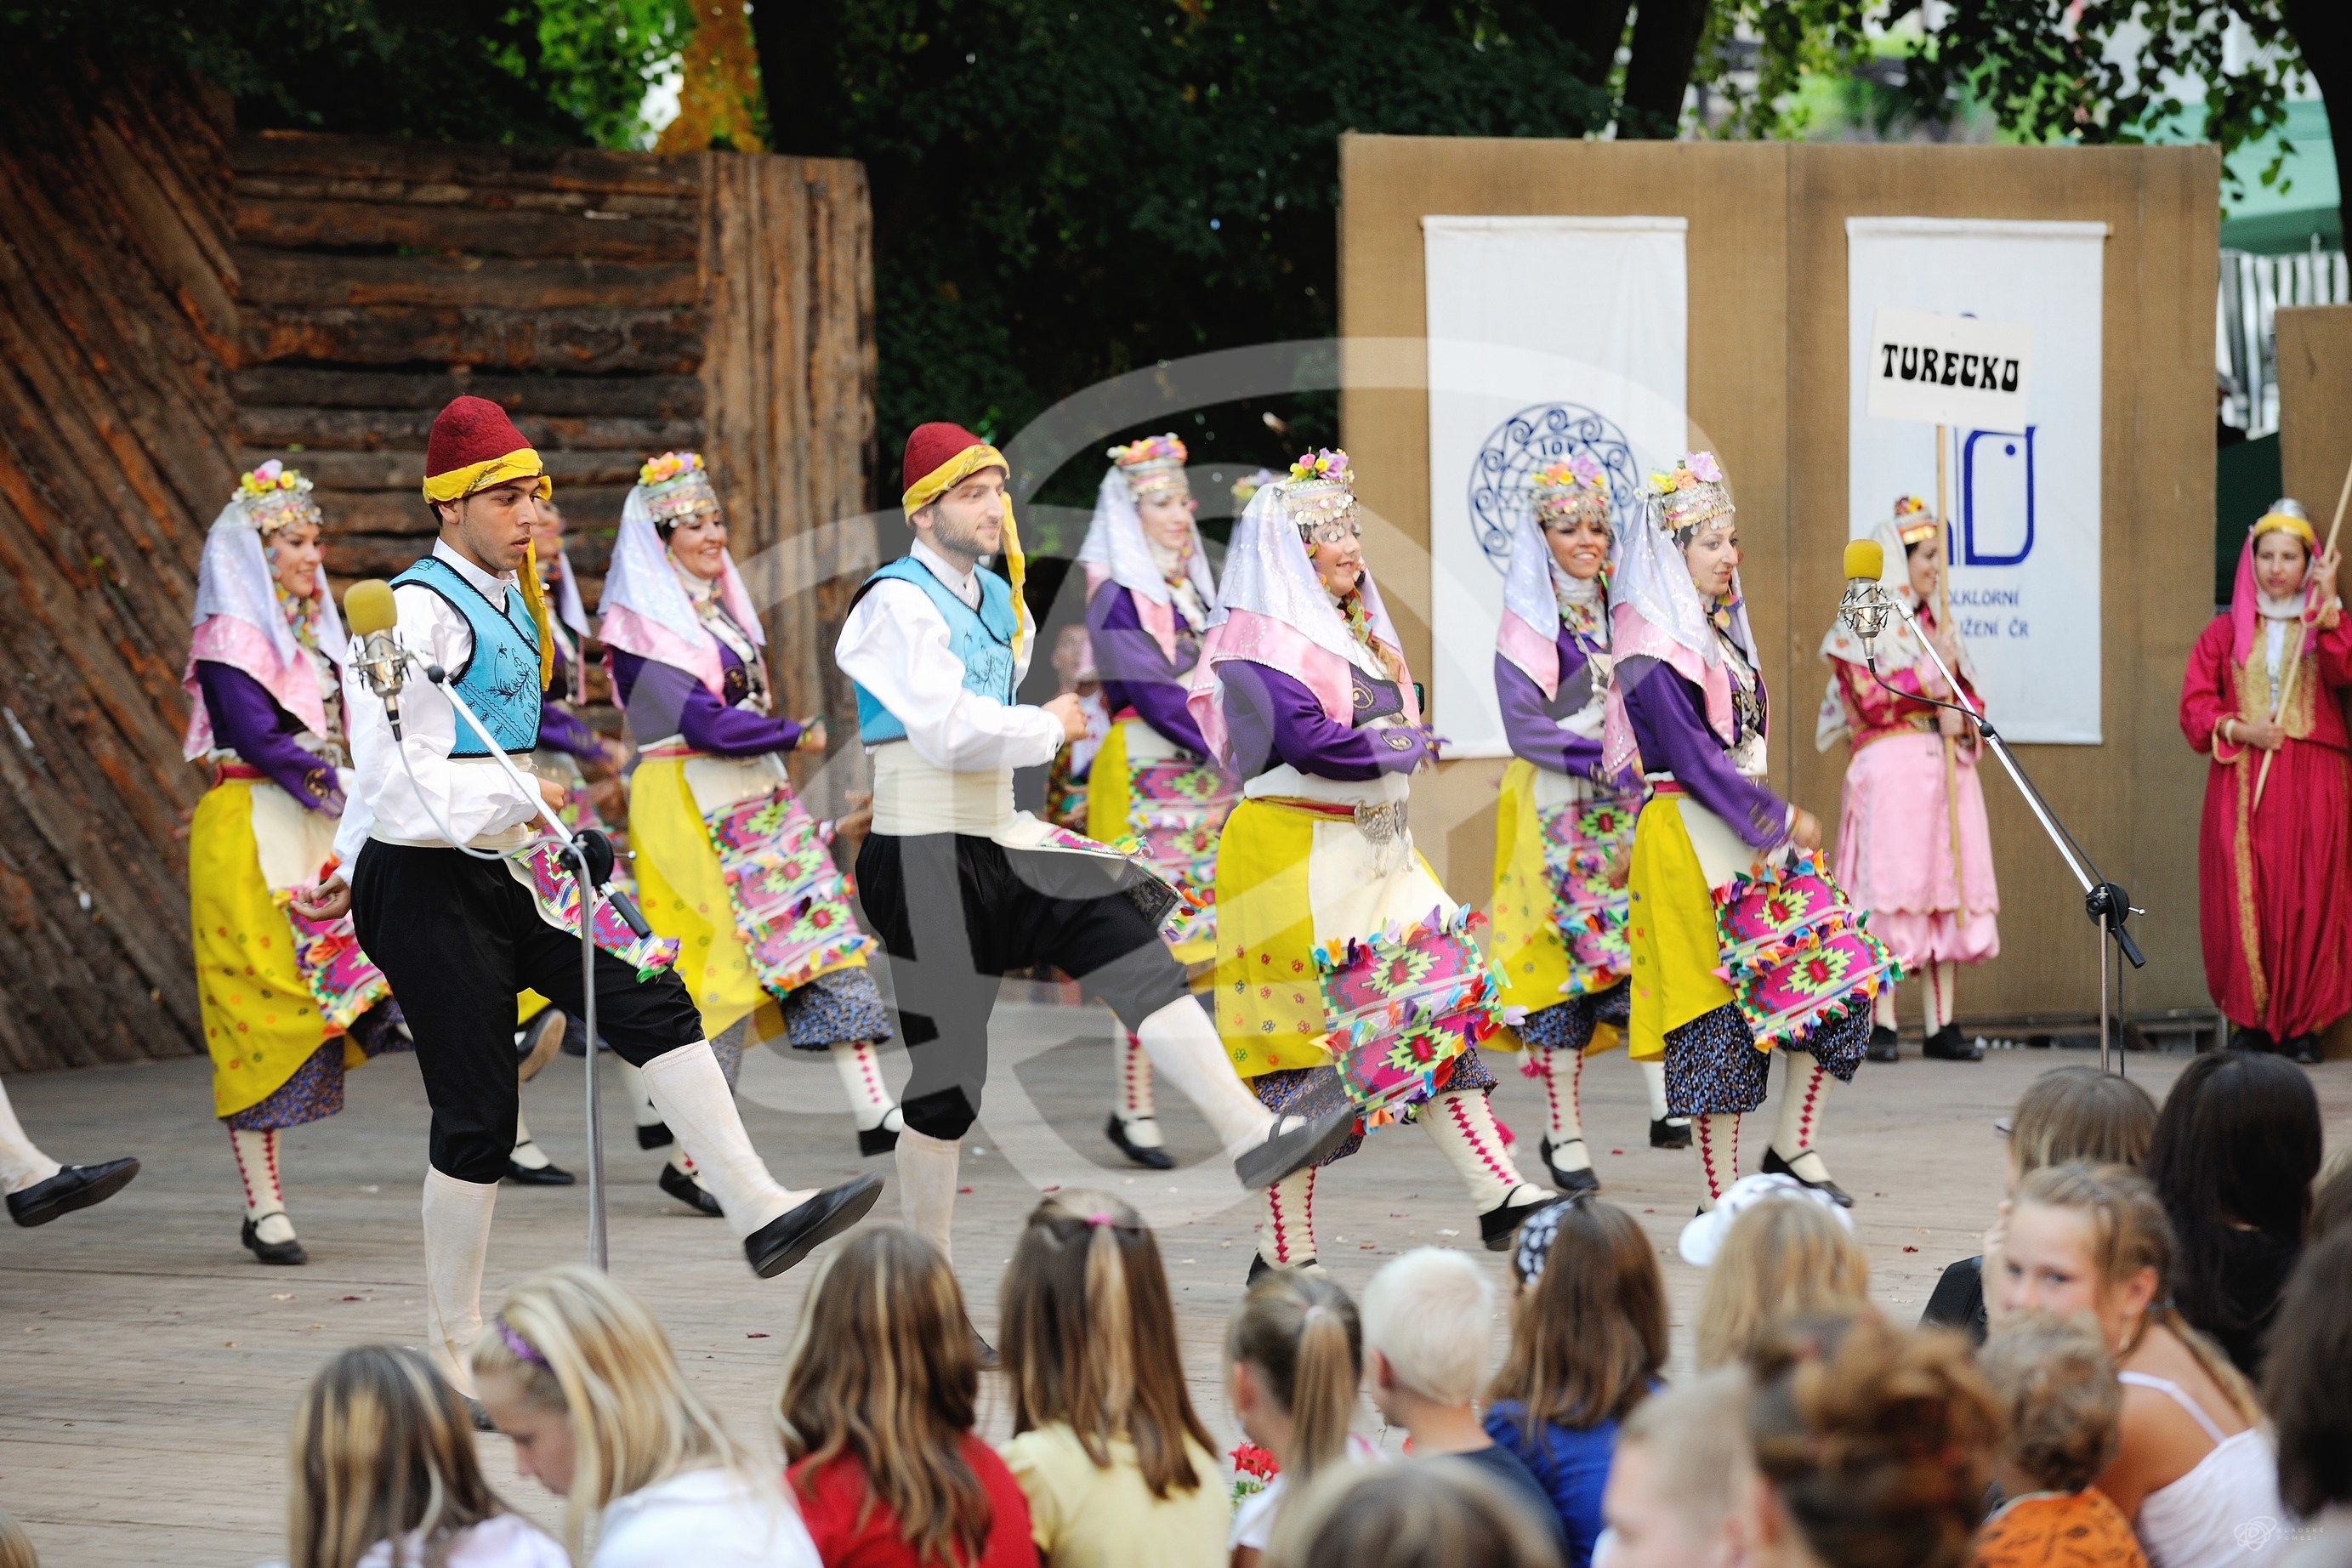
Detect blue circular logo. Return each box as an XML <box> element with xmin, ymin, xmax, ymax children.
<box><xmin>1468</xmin><ymin>404</ymin><xmax>1640</xmax><ymax>575</ymax></box>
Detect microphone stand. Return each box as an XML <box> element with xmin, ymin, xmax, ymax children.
<box><xmin>1844</xmin><ymin>586</ymin><xmax>2145</xmax><ymax>1072</ymax></box>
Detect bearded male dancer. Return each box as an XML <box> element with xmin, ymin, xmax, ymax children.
<box><xmin>298</xmin><ymin>398</ymin><xmax>879</xmax><ymax>1396</ymax></box>
<box><xmin>837</xmin><ymin>424</ymin><xmax>1353</xmax><ymax>1331</ymax></box>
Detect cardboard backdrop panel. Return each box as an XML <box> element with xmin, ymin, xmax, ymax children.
<box><xmin>1846</xmin><ymin>219</ymin><xmax>2108</xmax><ymax>744</ymax></box>
<box><xmin>1423</xmin><ymin>216</ymin><xmax>1688</xmax><ymax>756</ymax></box>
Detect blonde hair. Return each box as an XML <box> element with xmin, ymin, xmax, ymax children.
<box><xmin>469</xmin><ymin>1264</ymin><xmax>747</xmax><ymax>1559</ymax></box>
<box><xmin>0</xmin><ymin>1506</ymin><xmax>35</xmax><ymax>1568</ymax></box>
<box><xmin>1000</xmin><ymin>1192</ymin><xmax>1211</xmax><ymax>1498</ymax></box>
<box><xmin>779</xmin><ymin>1229</ymin><xmax>991</xmax><ymax>1566</ymax></box>
<box><xmin>2009</xmin><ymin>1066</ymin><xmax>2157</xmax><ymax>1177</ymax></box>
<box><xmin>1978</xmin><ymin>1311</ymin><xmax>2122</xmax><ymax>1494</ymax></box>
<box><xmin>1263</xmin><ymin>1459</ymin><xmax>1563</xmax><ymax>1568</ymax></box>
<box><xmin>1361</xmin><ymin>1248</ymin><xmax>1494</xmax><ymax>1406</ymax></box>
<box><xmin>286</xmin><ymin>1345</ymin><xmax>511</xmax><ymax>1568</ymax></box>
<box><xmin>1226</xmin><ymin>1270</ymin><xmax>1362</xmax><ymax>1493</ymax></box>
<box><xmin>1619</xmin><ymin>1368</ymin><xmax>1753</xmax><ymax>1536</ymax></box>
<box><xmin>2013</xmin><ymin>1162</ymin><xmax>2261</xmax><ymax>1423</ymax></box>
<box><xmin>1694</xmin><ymin>1199</ymin><xmax>1871</xmax><ymax>1370</ymax></box>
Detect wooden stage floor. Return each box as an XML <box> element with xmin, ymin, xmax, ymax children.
<box><xmin>3</xmin><ymin>1004</ymin><xmax>2343</xmax><ymax>1565</ymax></box>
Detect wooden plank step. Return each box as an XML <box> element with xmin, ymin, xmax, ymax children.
<box><xmin>232</xmin><ymin>176</ymin><xmax>693</xmax><ymax>221</ymax></box>
<box><xmin>231</xmin><ymin>129</ymin><xmax>702</xmax><ymax>199</ymax></box>
<box><xmin>234</xmin><ymin>196</ymin><xmax>696</xmax><ymax>262</ymax></box>
<box><xmin>238</xmin><ymin>406</ymin><xmax>701</xmax><ymax>452</ymax></box>
<box><xmin>321</xmin><ymin>483</ymin><xmax>630</xmax><ymax>539</ymax></box>
<box><xmin>229</xmin><ymin>367</ymin><xmax>702</xmax><ymax>418</ymax></box>
<box><xmin>234</xmin><ymin>249</ymin><xmax>698</xmax><ymax>310</ymax></box>
<box><xmin>238</xmin><ymin>305</ymin><xmax>703</xmax><ymax>375</ymax></box>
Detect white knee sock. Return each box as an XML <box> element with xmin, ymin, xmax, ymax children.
<box><xmin>0</xmin><ymin>1079</ymin><xmax>60</xmax><ymax>1195</ymax></box>
<box><xmin>1257</xmin><ymin>1165</ymin><xmax>1318</xmax><ymax>1266</ymax></box>
<box><xmin>1422</xmin><ymin>1088</ymin><xmax>1541</xmax><ymax>1213</ymax></box>
<box><xmin>1115</xmin><ymin>1031</ymin><xmax>1164</xmax><ymax>1148</ymax></box>
<box><xmin>1637</xmin><ymin>1057</ymin><xmax>1673</xmax><ymax>1123</ymax></box>
<box><xmin>616</xmin><ymin>1060</ymin><xmax>666</xmax><ymax>1138</ymax></box>
<box><xmin>829</xmin><ymin>1039</ymin><xmax>900</xmax><ymax>1133</ymax></box>
<box><xmin>421</xmin><ymin>1167</ymin><xmax>497</xmax><ymax>1398</ymax></box>
<box><xmin>1874</xmin><ymin>987</ymin><xmax>1899</xmax><ymax>1031</ymax></box>
<box><xmin>1770</xmin><ymin>1055</ymin><xmax>1837</xmax><ymax>1184</ymax></box>
<box><xmin>230</xmin><ymin>1126</ymin><xmax>296</xmax><ymax>1242</ymax></box>
<box><xmin>1925</xmin><ymin>962</ymin><xmax>1957</xmax><ymax>1032</ymax></box>
<box><xmin>637</xmin><ymin>1042</ymin><xmax>806</xmax><ymax>1238</ymax></box>
<box><xmin>1133</xmin><ymin>997</ymin><xmax>1273</xmax><ymax>1157</ymax></box>
<box><xmin>895</xmin><ymin>1127</ymin><xmax>959</xmax><ymax>1266</ymax></box>
<box><xmin>1696</xmin><ymin>1112</ymin><xmax>1741</xmax><ymax>1208</ymax></box>
<box><xmin>509</xmin><ymin>1111</ymin><xmax>552</xmax><ymax>1172</ymax></box>
<box><xmin>1533</xmin><ymin>1048</ymin><xmax>1592</xmax><ymax>1172</ymax></box>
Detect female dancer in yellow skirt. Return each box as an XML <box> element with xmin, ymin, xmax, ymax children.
<box><xmin>1602</xmin><ymin>453</ymin><xmax>1897</xmax><ymax>1214</ymax></box>
<box><xmin>1193</xmin><ymin>450</ymin><xmax>1554</xmax><ymax>1281</ymax></box>
<box><xmin>1076</xmin><ymin>433</ymin><xmax>1236</xmax><ymax>1168</ymax></box>
<box><xmin>600</xmin><ymin>452</ymin><xmax>900</xmax><ymax>1213</ymax></box>
<box><xmin>185</xmin><ymin>462</ymin><xmax>403</xmax><ymax>1264</ymax></box>
<box><xmin>1488</xmin><ymin>458</ymin><xmax>1681</xmax><ymax>1199</ymax></box>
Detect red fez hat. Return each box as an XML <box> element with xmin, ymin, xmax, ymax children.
<box><xmin>423</xmin><ymin>395</ymin><xmax>549</xmax><ymax>503</ymax></box>
<box><xmin>901</xmin><ymin>422</ymin><xmax>995</xmax><ymax>497</ymax></box>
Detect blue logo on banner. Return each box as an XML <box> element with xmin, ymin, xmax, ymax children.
<box><xmin>1469</xmin><ymin>403</ymin><xmax>1640</xmax><ymax>575</ymax></box>
<box><xmin>1959</xmin><ymin>425</ymin><xmax>2037</xmax><ymax>566</ymax></box>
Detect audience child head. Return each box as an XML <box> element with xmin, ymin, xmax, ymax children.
<box><xmin>469</xmin><ymin>1264</ymin><xmax>754</xmax><ymax>1560</ymax></box>
<box><xmin>0</xmin><ymin>1506</ymin><xmax>36</xmax><ymax>1568</ymax></box>
<box><xmin>1744</xmin><ymin>1314</ymin><xmax>1997</xmax><ymax>1568</ymax></box>
<box><xmin>1975</xmin><ymin>1312</ymin><xmax>2122</xmax><ymax>1501</ymax></box>
<box><xmin>1601</xmin><ymin>1370</ymin><xmax>1754</xmax><ymax>1568</ymax></box>
<box><xmin>2140</xmin><ymin>1049</ymin><xmax>2322</xmax><ymax>1375</ymax></box>
<box><xmin>1694</xmin><ymin>1191</ymin><xmax>1870</xmax><ymax>1370</ymax></box>
<box><xmin>1228</xmin><ymin>1268</ymin><xmax>1364</xmax><ymax>1491</ymax></box>
<box><xmin>1491</xmin><ymin>1197</ymin><xmax>1667</xmax><ymax>1432</ymax></box>
<box><xmin>777</xmin><ymin>1227</ymin><xmax>995</xmax><ymax>1567</ymax></box>
<box><xmin>1264</xmin><ymin>1461</ymin><xmax>1566</xmax><ymax>1568</ymax></box>
<box><xmin>1361</xmin><ymin>1247</ymin><xmax>1497</xmax><ymax>1439</ymax></box>
<box><xmin>2263</xmin><ymin>1227</ymin><xmax>2352</xmax><ymax>1520</ymax></box>
<box><xmin>2008</xmin><ymin>1066</ymin><xmax>2158</xmax><ymax>1179</ymax></box>
<box><xmin>999</xmin><ymin>1191</ymin><xmax>1210</xmax><ymax>1498</ymax></box>
<box><xmin>284</xmin><ymin>1344</ymin><xmax>549</xmax><ymax>1568</ymax></box>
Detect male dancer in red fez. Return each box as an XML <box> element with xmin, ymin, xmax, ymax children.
<box><xmin>298</xmin><ymin>396</ymin><xmax>879</xmax><ymax>1400</ymax></box>
<box><xmin>838</xmin><ymin>424</ymin><xmax>1351</xmax><ymax>1323</ymax></box>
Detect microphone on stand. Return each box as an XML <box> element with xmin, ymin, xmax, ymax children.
<box><xmin>1838</xmin><ymin>538</ymin><xmax>1892</xmax><ymax>654</ymax></box>
<box><xmin>344</xmin><ymin>579</ymin><xmax>408</xmax><ymax>740</ymax></box>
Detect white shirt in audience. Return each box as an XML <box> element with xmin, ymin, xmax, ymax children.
<box><xmin>351</xmin><ymin>1514</ymin><xmax>569</xmax><ymax>1568</ymax></box>
<box><xmin>590</xmin><ymin>1466</ymin><xmax>820</xmax><ymax>1568</ymax></box>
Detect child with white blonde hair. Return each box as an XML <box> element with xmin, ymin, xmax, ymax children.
<box><xmin>1360</xmin><ymin>1247</ymin><xmax>1567</xmax><ymax>1559</ymax></box>
<box><xmin>469</xmin><ymin>1264</ymin><xmax>817</xmax><ymax>1568</ymax></box>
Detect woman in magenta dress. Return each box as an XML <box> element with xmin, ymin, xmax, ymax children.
<box><xmin>2179</xmin><ymin>497</ymin><xmax>2350</xmax><ymax>1064</ymax></box>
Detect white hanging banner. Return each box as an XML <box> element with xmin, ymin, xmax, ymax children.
<box><xmin>1847</xmin><ymin>218</ymin><xmax>2106</xmax><ymax>745</ymax></box>
<box><xmin>1424</xmin><ymin>215</ymin><xmax>1689</xmax><ymax>758</ymax></box>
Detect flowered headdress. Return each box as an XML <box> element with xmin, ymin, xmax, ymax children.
<box><xmin>182</xmin><ymin>463</ymin><xmax>347</xmax><ymax>760</ymax></box>
<box><xmin>1814</xmin><ymin>513</ymin><xmax>1978</xmax><ymax>753</ymax></box>
<box><xmin>1530</xmin><ymin>453</ymin><xmax>1611</xmax><ymax>531</ymax></box>
<box><xmin>600</xmin><ymin>452</ymin><xmax>767</xmax><ymax>700</ymax></box>
<box><xmin>1283</xmin><ymin>449</ymin><xmax>1358</xmax><ymax>543</ymax></box>
<box><xmin>1110</xmin><ymin>434</ymin><xmax>1191</xmax><ymax>506</ymax></box>
<box><xmin>1890</xmin><ymin>495</ymin><xmax>1938</xmax><ymax>548</ymax></box>
<box><xmin>1230</xmin><ymin>469</ymin><xmax>1279</xmax><ymax>513</ymax></box>
<box><xmin>233</xmin><ymin>459</ymin><xmax>323</xmax><ymax>534</ymax></box>
<box><xmin>1644</xmin><ymin>451</ymin><xmax>1732</xmax><ymax>539</ymax></box>
<box><xmin>639</xmin><ymin>451</ymin><xmax>721</xmax><ymax>531</ymax></box>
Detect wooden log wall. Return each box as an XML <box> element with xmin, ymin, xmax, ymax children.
<box><xmin>0</xmin><ymin>88</ymin><xmax>874</xmax><ymax>1072</ymax></box>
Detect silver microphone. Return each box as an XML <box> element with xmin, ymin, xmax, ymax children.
<box><xmin>1838</xmin><ymin>538</ymin><xmax>1892</xmax><ymax>653</ymax></box>
<box><xmin>344</xmin><ymin>579</ymin><xmax>408</xmax><ymax>739</ymax></box>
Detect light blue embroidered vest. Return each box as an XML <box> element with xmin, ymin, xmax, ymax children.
<box><xmin>851</xmin><ymin>556</ymin><xmax>1019</xmax><ymax>744</ymax></box>
<box><xmin>390</xmin><ymin>555</ymin><xmax>543</xmax><ymax>757</ymax></box>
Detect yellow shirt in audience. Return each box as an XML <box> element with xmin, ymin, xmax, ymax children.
<box><xmin>998</xmin><ymin>1423</ymin><xmax>1227</xmax><ymax>1568</ymax></box>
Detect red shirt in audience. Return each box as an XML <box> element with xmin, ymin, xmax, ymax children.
<box><xmin>789</xmin><ymin>1436</ymin><xmax>1042</xmax><ymax>1568</ymax></box>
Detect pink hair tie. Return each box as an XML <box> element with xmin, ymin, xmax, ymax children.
<box><xmin>1086</xmin><ymin>1211</ymin><xmax>1114</xmax><ymax>1227</ymax></box>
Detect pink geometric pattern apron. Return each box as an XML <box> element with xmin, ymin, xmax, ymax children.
<box><xmin>521</xmin><ymin>842</ymin><xmax>681</xmax><ymax>982</ymax></box>
<box><xmin>1713</xmin><ymin>848</ymin><xmax>1900</xmax><ymax>1048</ymax></box>
<box><xmin>276</xmin><ymin>898</ymin><xmax>394</xmax><ymax>1033</ymax></box>
<box><xmin>1122</xmin><ymin>756</ymin><xmax>1238</xmax><ymax>952</ymax></box>
<box><xmin>703</xmin><ymin>786</ymin><xmax>874</xmax><ymax>997</ymax></box>
<box><xmin>1540</xmin><ymin>793</ymin><xmax>1637</xmax><ymax>997</ymax></box>
<box><xmin>1315</xmin><ymin>906</ymin><xmax>1508</xmax><ymax>1119</ymax></box>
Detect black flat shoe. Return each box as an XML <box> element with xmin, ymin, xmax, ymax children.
<box><xmin>1538</xmin><ymin>1137</ymin><xmax>1601</xmax><ymax>1196</ymax></box>
<box><xmin>1481</xmin><ymin>1191</ymin><xmax>1565</xmax><ymax>1252</ymax></box>
<box><xmin>241</xmin><ymin>1216</ymin><xmax>308</xmax><ymax>1264</ymax></box>
<box><xmin>7</xmin><ymin>1156</ymin><xmax>139</xmax><ymax>1227</ymax></box>
<box><xmin>515</xmin><ymin>1009</ymin><xmax>566</xmax><ymax>1083</ymax></box>
<box><xmin>1235</xmin><ymin>1104</ymin><xmax>1356</xmax><ymax>1190</ymax></box>
<box><xmin>1762</xmin><ymin>1145</ymin><xmax>1854</xmax><ymax>1207</ymax></box>
<box><xmin>1922</xmin><ymin>1025</ymin><xmax>1984</xmax><ymax>1062</ymax></box>
<box><xmin>2289</xmin><ymin>1034</ymin><xmax>2326</xmax><ymax>1065</ymax></box>
<box><xmin>1105</xmin><ymin>1113</ymin><xmax>1175</xmax><ymax>1171</ymax></box>
<box><xmin>744</xmin><ymin>1174</ymin><xmax>885</xmax><ymax>1279</ymax></box>
<box><xmin>858</xmin><ymin>1122</ymin><xmax>901</xmax><ymax>1157</ymax></box>
<box><xmin>2230</xmin><ymin>1025</ymin><xmax>2275</xmax><ymax>1054</ymax></box>
<box><xmin>506</xmin><ymin>1155</ymin><xmax>577</xmax><ymax>1186</ymax></box>
<box><xmin>1649</xmin><ymin>1116</ymin><xmax>1691</xmax><ymax>1150</ymax></box>
<box><xmin>1247</xmin><ymin>1252</ymin><xmax>1317</xmax><ymax>1287</ymax></box>
<box><xmin>635</xmin><ymin>1121</ymin><xmax>674</xmax><ymax>1151</ymax></box>
<box><xmin>1866</xmin><ymin>1025</ymin><xmax>1901</xmax><ymax>1064</ymax></box>
<box><xmin>658</xmin><ymin>1162</ymin><xmax>724</xmax><ymax>1217</ymax></box>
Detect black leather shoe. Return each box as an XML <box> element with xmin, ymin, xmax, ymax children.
<box><xmin>1866</xmin><ymin>1025</ymin><xmax>1901</xmax><ymax>1063</ymax></box>
<box><xmin>1247</xmin><ymin>1252</ymin><xmax>1317</xmax><ymax>1287</ymax></box>
<box><xmin>7</xmin><ymin>1156</ymin><xmax>139</xmax><ymax>1227</ymax></box>
<box><xmin>1105</xmin><ymin>1113</ymin><xmax>1175</xmax><ymax>1171</ymax></box>
<box><xmin>635</xmin><ymin>1121</ymin><xmax>674</xmax><ymax>1151</ymax></box>
<box><xmin>1922</xmin><ymin>1025</ymin><xmax>1984</xmax><ymax>1062</ymax></box>
<box><xmin>1649</xmin><ymin>1116</ymin><xmax>1691</xmax><ymax>1150</ymax></box>
<box><xmin>969</xmin><ymin>1317</ymin><xmax>1001</xmax><ymax>1370</ymax></box>
<box><xmin>1235</xmin><ymin>1104</ymin><xmax>1356</xmax><ymax>1190</ymax></box>
<box><xmin>858</xmin><ymin>1122</ymin><xmax>901</xmax><ymax>1157</ymax></box>
<box><xmin>744</xmin><ymin>1174</ymin><xmax>884</xmax><ymax>1279</ymax></box>
<box><xmin>241</xmin><ymin>1216</ymin><xmax>308</xmax><ymax>1264</ymax></box>
<box><xmin>1482</xmin><ymin>1191</ymin><xmax>1565</xmax><ymax>1252</ymax></box>
<box><xmin>1538</xmin><ymin>1137</ymin><xmax>1602</xmax><ymax>1196</ymax></box>
<box><xmin>2230</xmin><ymin>1025</ymin><xmax>2275</xmax><ymax>1054</ymax></box>
<box><xmin>2289</xmin><ymin>1034</ymin><xmax>2325</xmax><ymax>1065</ymax></box>
<box><xmin>658</xmin><ymin>1162</ymin><xmax>724</xmax><ymax>1217</ymax></box>
<box><xmin>506</xmin><ymin>1154</ymin><xmax>576</xmax><ymax>1186</ymax></box>
<box><xmin>1762</xmin><ymin>1145</ymin><xmax>1854</xmax><ymax>1207</ymax></box>
<box><xmin>515</xmin><ymin>1009</ymin><xmax>565</xmax><ymax>1083</ymax></box>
